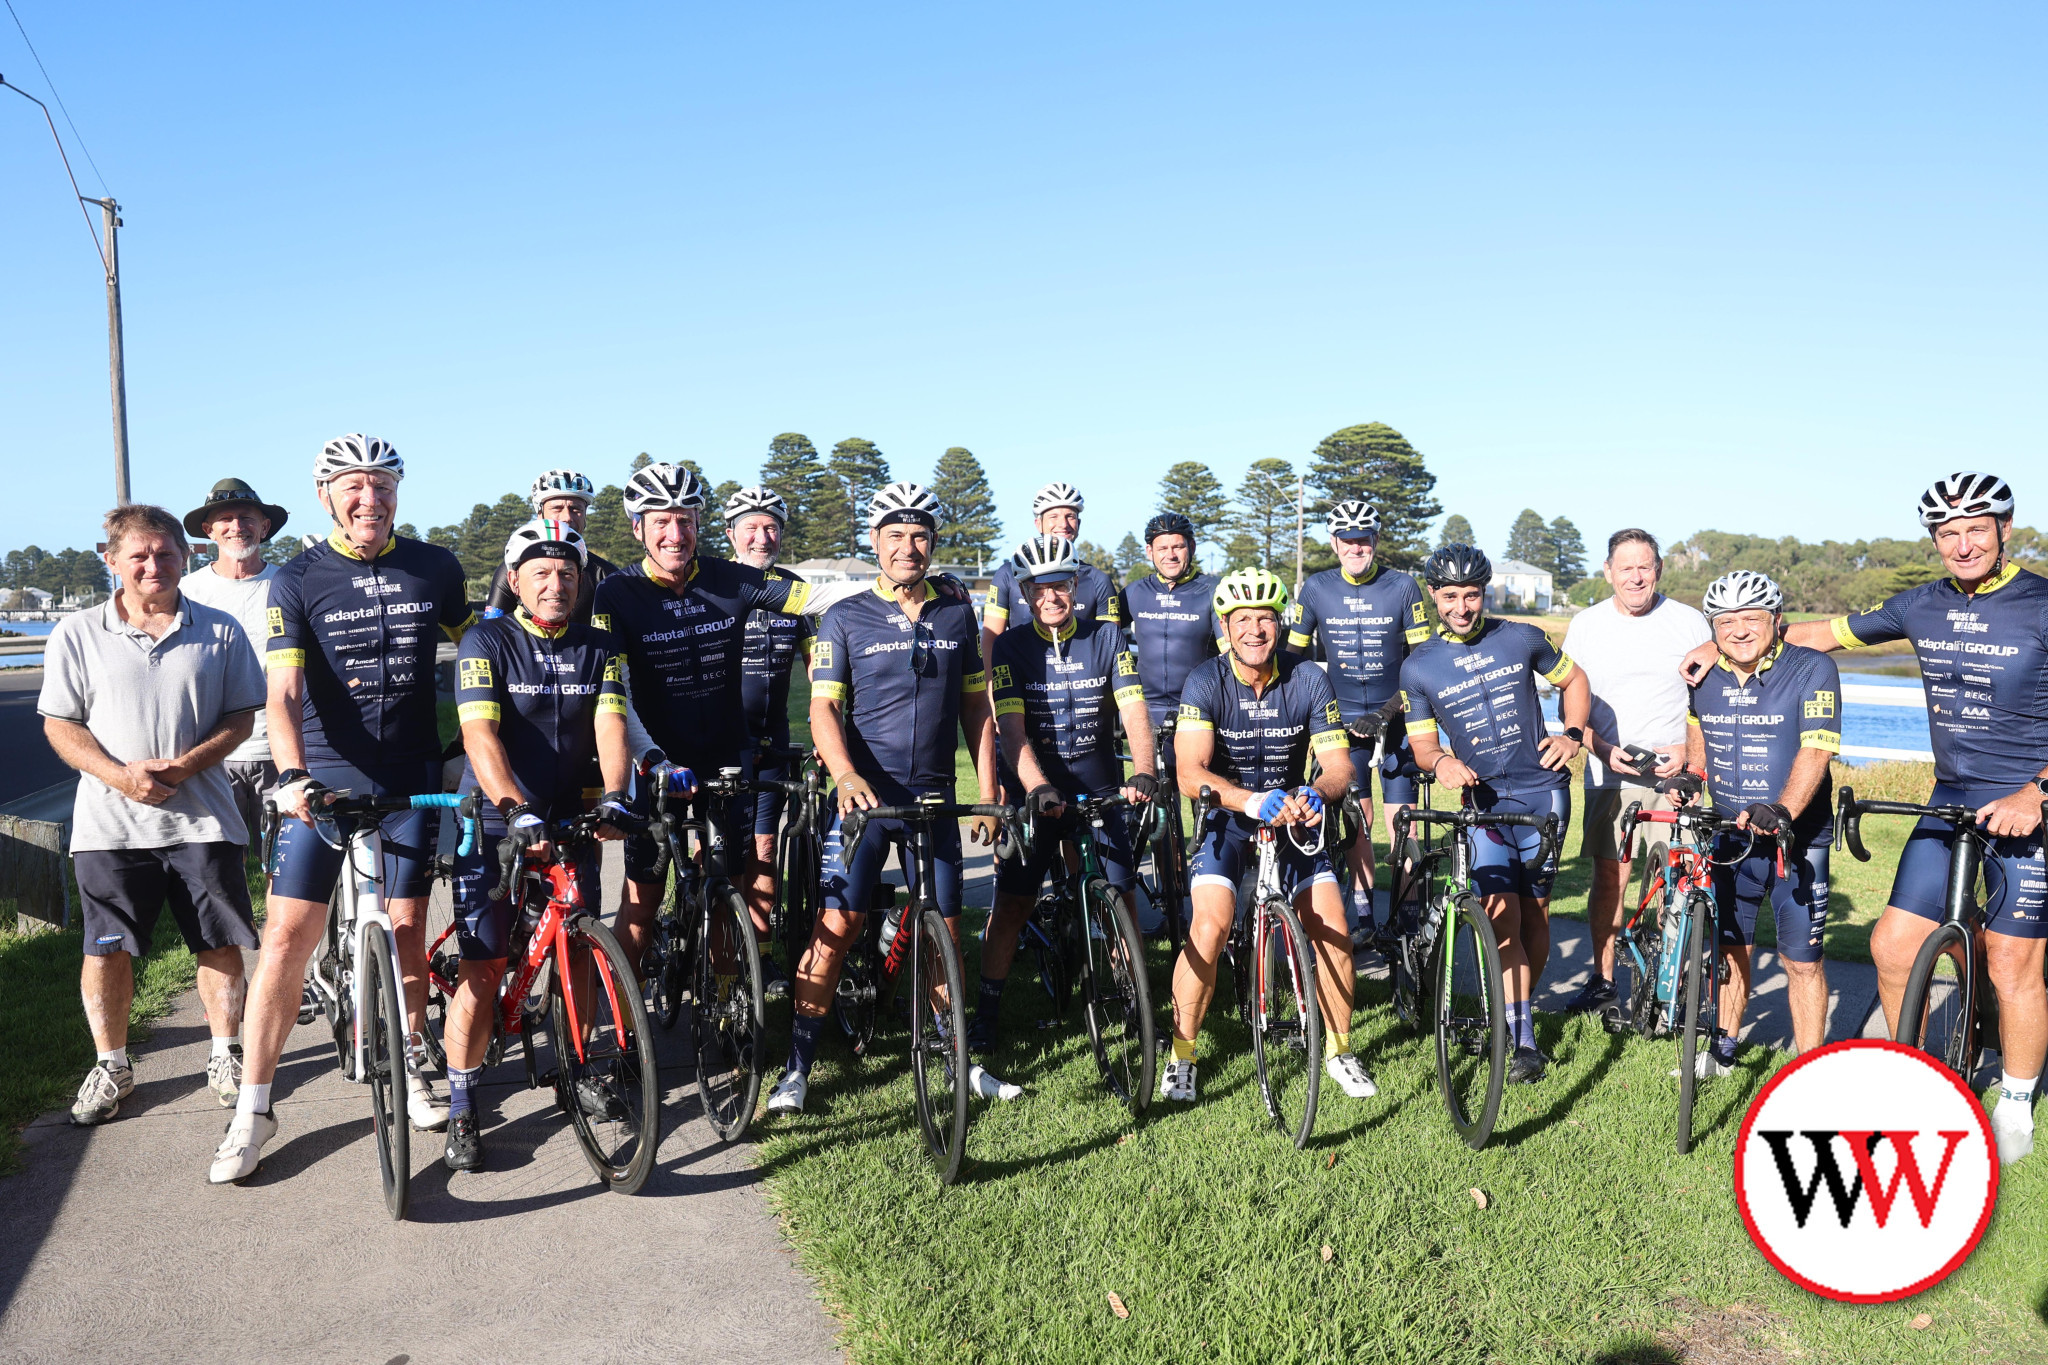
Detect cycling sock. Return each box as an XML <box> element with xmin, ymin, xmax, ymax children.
<box><xmin>1171</xmin><ymin>1035</ymin><xmax>1198</xmax><ymax>1064</ymax></box>
<box><xmin>211</xmin><ymin>1034</ymin><xmax>240</xmax><ymax>1058</ymax></box>
<box><xmin>447</xmin><ymin>1064</ymin><xmax>482</xmax><ymax>1118</ymax></box>
<box><xmin>1324</xmin><ymin>1030</ymin><xmax>1350</xmax><ymax>1059</ymax></box>
<box><xmin>1712</xmin><ymin>1033</ymin><xmax>1738</xmax><ymax>1065</ymax></box>
<box><xmin>236</xmin><ymin>1081</ymin><xmax>272</xmax><ymax>1117</ymax></box>
<box><xmin>976</xmin><ymin>976</ymin><xmax>1006</xmax><ymax>1024</ymax></box>
<box><xmin>788</xmin><ymin>1013</ymin><xmax>825</xmax><ymax>1079</ymax></box>
<box><xmin>2001</xmin><ymin>1073</ymin><xmax>2038</xmax><ymax>1111</ymax></box>
<box><xmin>96</xmin><ymin>1047</ymin><xmax>128</xmax><ymax>1070</ymax></box>
<box><xmin>1505</xmin><ymin>1001</ymin><xmax>1534</xmax><ymax>1051</ymax></box>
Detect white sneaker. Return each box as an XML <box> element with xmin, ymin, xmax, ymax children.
<box><xmin>1670</xmin><ymin>1050</ymin><xmax>1731</xmax><ymax>1080</ymax></box>
<box><xmin>406</xmin><ymin>1076</ymin><xmax>449</xmax><ymax>1132</ymax></box>
<box><xmin>968</xmin><ymin>1064</ymin><xmax>1023</xmax><ymax>1101</ymax></box>
<box><xmin>208</xmin><ymin>1108</ymin><xmax>279</xmax><ymax>1185</ymax></box>
<box><xmin>1326</xmin><ymin>1052</ymin><xmax>1378</xmax><ymax>1099</ymax></box>
<box><xmin>1992</xmin><ymin>1099</ymin><xmax>2035</xmax><ymax>1165</ymax></box>
<box><xmin>70</xmin><ymin>1061</ymin><xmax>136</xmax><ymax>1126</ymax></box>
<box><xmin>766</xmin><ymin>1071</ymin><xmax>808</xmax><ymax>1115</ymax></box>
<box><xmin>205</xmin><ymin>1048</ymin><xmax>242</xmax><ymax>1107</ymax></box>
<box><xmin>1159</xmin><ymin>1058</ymin><xmax>1197</xmax><ymax>1102</ymax></box>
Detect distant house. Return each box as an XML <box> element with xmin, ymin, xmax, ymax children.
<box><xmin>8</xmin><ymin>587</ymin><xmax>55</xmax><ymax>611</ymax></box>
<box><xmin>788</xmin><ymin>556</ymin><xmax>880</xmax><ymax>585</ymax></box>
<box><xmin>1489</xmin><ymin>559</ymin><xmax>1554</xmax><ymax>613</ymax></box>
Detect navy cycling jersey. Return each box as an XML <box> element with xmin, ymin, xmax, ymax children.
<box><xmin>1833</xmin><ymin>564</ymin><xmax>2048</xmax><ymax>799</ymax></box>
<box><xmin>1687</xmin><ymin>642</ymin><xmax>1841</xmax><ymax>844</ymax></box>
<box><xmin>481</xmin><ymin>549</ymin><xmax>621</xmax><ymax>626</ymax></box>
<box><xmin>983</xmin><ymin>560</ymin><xmax>1120</xmax><ymax>634</ymax></box>
<box><xmin>593</xmin><ymin>556</ymin><xmax>813</xmax><ymax>771</ymax></box>
<box><xmin>1286</xmin><ymin>564</ymin><xmax>1430</xmax><ymax>721</ymax></box>
<box><xmin>812</xmin><ymin>581</ymin><xmax>986</xmax><ymax>797</ymax></box>
<box><xmin>455</xmin><ymin>611</ymin><xmax>628</xmax><ymax>819</ymax></box>
<box><xmin>1401</xmin><ymin>617</ymin><xmax>1578</xmax><ymax>795</ymax></box>
<box><xmin>1177</xmin><ymin>652</ymin><xmax>1348</xmax><ymax>794</ymax></box>
<box><xmin>741</xmin><ymin>578</ymin><xmax>815</xmax><ymax>751</ymax></box>
<box><xmin>1117</xmin><ymin>571</ymin><xmax>1222</xmax><ymax>716</ymax></box>
<box><xmin>990</xmin><ymin>617</ymin><xmax>1145</xmax><ymax>795</ymax></box>
<box><xmin>265</xmin><ymin>531</ymin><xmax>474</xmax><ymax>768</ymax></box>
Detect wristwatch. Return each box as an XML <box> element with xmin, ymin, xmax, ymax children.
<box><xmin>1562</xmin><ymin>727</ymin><xmax>1585</xmax><ymax>745</ymax></box>
<box><xmin>275</xmin><ymin>768</ymin><xmax>310</xmax><ymax>788</ymax></box>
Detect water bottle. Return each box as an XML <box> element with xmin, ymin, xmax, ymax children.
<box><xmin>880</xmin><ymin>903</ymin><xmax>905</xmax><ymax>956</ymax></box>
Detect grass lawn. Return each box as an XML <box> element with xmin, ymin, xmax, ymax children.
<box><xmin>767</xmin><ymin>674</ymin><xmax>2045</xmax><ymax>1361</ymax></box>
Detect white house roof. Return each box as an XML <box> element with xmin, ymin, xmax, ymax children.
<box><xmin>787</xmin><ymin>557</ymin><xmax>880</xmax><ymax>577</ymax></box>
<box><xmin>1494</xmin><ymin>559</ymin><xmax>1553</xmax><ymax>578</ymax></box>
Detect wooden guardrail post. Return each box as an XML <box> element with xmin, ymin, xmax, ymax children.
<box><xmin>0</xmin><ymin>814</ymin><xmax>71</xmax><ymax>934</ymax></box>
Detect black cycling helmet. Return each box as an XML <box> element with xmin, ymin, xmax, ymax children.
<box><xmin>1423</xmin><ymin>543</ymin><xmax>1493</xmax><ymax>589</ymax></box>
<box><xmin>1144</xmin><ymin>512</ymin><xmax>1196</xmax><ymax>545</ymax></box>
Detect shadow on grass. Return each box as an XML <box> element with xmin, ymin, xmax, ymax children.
<box><xmin>1491</xmin><ymin>1024</ymin><xmax>1627</xmax><ymax>1147</ymax></box>
<box><xmin>1589</xmin><ymin>1337</ymin><xmax>1681</xmax><ymax>1365</ymax></box>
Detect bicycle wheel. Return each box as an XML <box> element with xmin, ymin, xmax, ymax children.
<box><xmin>360</xmin><ymin>922</ymin><xmax>411</xmax><ymax>1220</ymax></box>
<box><xmin>1675</xmin><ymin>892</ymin><xmax>1715</xmax><ymax>1156</ymax></box>
<box><xmin>1388</xmin><ymin>839</ymin><xmax>1428</xmax><ymax>1030</ymax></box>
<box><xmin>1896</xmin><ymin>920</ymin><xmax>1981</xmax><ymax>1082</ymax></box>
<box><xmin>549</xmin><ymin>916</ymin><xmax>662</xmax><ymax>1193</ymax></box>
<box><xmin>1434</xmin><ymin>891</ymin><xmax>1506</xmax><ymax>1151</ymax></box>
<box><xmin>1251</xmin><ymin>897</ymin><xmax>1322</xmax><ymax>1148</ymax></box>
<box><xmin>1024</xmin><ymin>898</ymin><xmax>1072</xmax><ymax>1021</ymax></box>
<box><xmin>835</xmin><ymin>934</ymin><xmax>882</xmax><ymax>1056</ymax></box>
<box><xmin>1081</xmin><ymin>879</ymin><xmax>1155</xmax><ymax>1112</ymax></box>
<box><xmin>778</xmin><ymin>816</ymin><xmax>821</xmax><ymax>973</ymax></box>
<box><xmin>639</xmin><ymin>910</ymin><xmax>687</xmax><ymax>1032</ymax></box>
<box><xmin>908</xmin><ymin>907</ymin><xmax>972</xmax><ymax>1183</ymax></box>
<box><xmin>1224</xmin><ymin>874</ymin><xmax>1258</xmax><ymax>1023</ymax></box>
<box><xmin>695</xmin><ymin>885</ymin><xmax>767</xmax><ymax>1142</ymax></box>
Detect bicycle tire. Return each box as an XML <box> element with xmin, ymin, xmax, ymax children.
<box><xmin>1434</xmin><ymin>891</ymin><xmax>1506</xmax><ymax>1150</ymax></box>
<box><xmin>1676</xmin><ymin>893</ymin><xmax>1714</xmax><ymax>1156</ymax></box>
<box><xmin>1081</xmin><ymin>879</ymin><xmax>1155</xmax><ymax>1113</ymax></box>
<box><xmin>1225</xmin><ymin>874</ymin><xmax>1258</xmax><ymax>1024</ymax></box>
<box><xmin>695</xmin><ymin>885</ymin><xmax>767</xmax><ymax>1143</ymax></box>
<box><xmin>836</xmin><ymin>938</ymin><xmax>882</xmax><ymax>1057</ymax></box>
<box><xmin>550</xmin><ymin>916</ymin><xmax>662</xmax><ymax>1193</ymax></box>
<box><xmin>1251</xmin><ymin>896</ymin><xmax>1323</xmax><ymax>1148</ymax></box>
<box><xmin>1149</xmin><ymin>800</ymin><xmax>1188</xmax><ymax>954</ymax></box>
<box><xmin>1026</xmin><ymin>898</ymin><xmax>1072</xmax><ymax>1021</ymax></box>
<box><xmin>641</xmin><ymin>910</ymin><xmax>687</xmax><ymax>1031</ymax></box>
<box><xmin>361</xmin><ymin>921</ymin><xmax>411</xmax><ymax>1220</ymax></box>
<box><xmin>778</xmin><ymin>815</ymin><xmax>821</xmax><ymax>973</ymax></box>
<box><xmin>909</xmin><ymin>907</ymin><xmax>972</xmax><ymax>1184</ymax></box>
<box><xmin>1388</xmin><ymin>838</ymin><xmax>1428</xmax><ymax>1030</ymax></box>
<box><xmin>1895</xmin><ymin>920</ymin><xmax>1981</xmax><ymax>1082</ymax></box>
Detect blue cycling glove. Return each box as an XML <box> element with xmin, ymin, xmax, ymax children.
<box><xmin>1253</xmin><ymin>789</ymin><xmax>1290</xmax><ymax>822</ymax></box>
<box><xmin>1293</xmin><ymin>786</ymin><xmax>1325</xmax><ymax>818</ymax></box>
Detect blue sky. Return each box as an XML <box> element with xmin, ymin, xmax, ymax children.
<box><xmin>4</xmin><ymin>3</ymin><xmax>2041</xmax><ymax>563</ymax></box>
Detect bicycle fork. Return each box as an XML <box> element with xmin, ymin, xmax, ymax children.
<box><xmin>344</xmin><ymin>831</ymin><xmax>406</xmax><ymax>1083</ymax></box>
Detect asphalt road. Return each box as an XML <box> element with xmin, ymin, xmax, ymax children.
<box><xmin>0</xmin><ymin>669</ymin><xmax>69</xmax><ymax>808</ymax></box>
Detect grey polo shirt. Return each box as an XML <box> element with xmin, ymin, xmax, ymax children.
<box><xmin>38</xmin><ymin>595</ymin><xmax>268</xmax><ymax>852</ymax></box>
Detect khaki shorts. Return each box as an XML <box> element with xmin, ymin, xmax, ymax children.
<box><xmin>1582</xmin><ymin>784</ymin><xmax>1668</xmax><ymax>862</ymax></box>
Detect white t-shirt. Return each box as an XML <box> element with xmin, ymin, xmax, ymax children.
<box><xmin>1562</xmin><ymin>593</ymin><xmax>1712</xmax><ymax>789</ymax></box>
<box><xmin>179</xmin><ymin>562</ymin><xmax>278</xmax><ymax>764</ymax></box>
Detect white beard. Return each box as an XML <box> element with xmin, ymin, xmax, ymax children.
<box><xmin>215</xmin><ymin>542</ymin><xmax>264</xmax><ymax>564</ymax></box>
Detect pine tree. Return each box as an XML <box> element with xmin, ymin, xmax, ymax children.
<box><xmin>1439</xmin><ymin>513</ymin><xmax>1476</xmax><ymax>548</ymax></box>
<box><xmin>1547</xmin><ymin>516</ymin><xmax>1586</xmax><ymax>587</ymax></box>
<box><xmin>820</xmin><ymin>438</ymin><xmax>892</xmax><ymax>558</ymax></box>
<box><xmin>1222</xmin><ymin>532</ymin><xmax>1263</xmax><ymax>573</ymax></box>
<box><xmin>1505</xmin><ymin>509</ymin><xmax>1553</xmax><ymax>569</ymax></box>
<box><xmin>1229</xmin><ymin>458</ymin><xmax>1298</xmax><ymax>572</ymax></box>
<box><xmin>930</xmin><ymin>446</ymin><xmax>1002</xmax><ymax>565</ymax></box>
<box><xmin>1114</xmin><ymin>532</ymin><xmax>1147</xmax><ymax>583</ymax></box>
<box><xmin>1304</xmin><ymin>423</ymin><xmax>1442</xmax><ymax>569</ymax></box>
<box><xmin>582</xmin><ymin>485</ymin><xmax>639</xmax><ymax>564</ymax></box>
<box><xmin>1076</xmin><ymin>539</ymin><xmax>1118</xmax><ymax>576</ymax></box>
<box><xmin>1157</xmin><ymin>461</ymin><xmax>1229</xmax><ymax>539</ymax></box>
<box><xmin>760</xmin><ymin>433</ymin><xmax>834</xmax><ymax>562</ymax></box>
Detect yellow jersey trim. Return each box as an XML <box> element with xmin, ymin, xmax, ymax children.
<box><xmin>457</xmin><ymin>700</ymin><xmax>501</xmax><ymax>723</ymax></box>
<box><xmin>1829</xmin><ymin>616</ymin><xmax>1866</xmax><ymax>650</ymax></box>
<box><xmin>596</xmin><ymin>695</ymin><xmax>629</xmax><ymax>716</ymax></box>
<box><xmin>266</xmin><ymin>648</ymin><xmax>306</xmax><ymax>670</ymax></box>
<box><xmin>1955</xmin><ymin>560</ymin><xmax>2021</xmax><ymax>597</ymax></box>
<box><xmin>1112</xmin><ymin>683</ymin><xmax>1147</xmax><ymax>708</ymax></box>
<box><xmin>1802</xmin><ymin>729</ymin><xmax>1842</xmax><ymax>753</ymax></box>
<box><xmin>514</xmin><ymin>608</ymin><xmax>570</xmax><ymax>640</ymax></box>
<box><xmin>1541</xmin><ymin>652</ymin><xmax>1577</xmax><ymax>686</ymax></box>
<box><xmin>993</xmin><ymin>697</ymin><xmax>1026</xmax><ymax>717</ymax></box>
<box><xmin>812</xmin><ymin>680</ymin><xmax>851</xmax><ymax>702</ymax></box>
<box><xmin>326</xmin><ymin>529</ymin><xmax>399</xmax><ymax>560</ymax></box>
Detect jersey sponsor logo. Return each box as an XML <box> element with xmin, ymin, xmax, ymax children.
<box><xmin>1914</xmin><ymin>636</ymin><xmax>2021</xmax><ymax>657</ymax></box>
<box><xmin>1323</xmin><ymin>700</ymin><xmax>1342</xmax><ymax>728</ymax></box>
<box><xmin>1961</xmin><ymin>706</ymin><xmax>1992</xmax><ymax>719</ymax></box>
<box><xmin>603</xmin><ymin>654</ymin><xmax>624</xmax><ymax>684</ymax></box>
<box><xmin>1116</xmin><ymin>652</ymin><xmax>1139</xmax><ymax>678</ymax></box>
<box><xmin>266</xmin><ymin>606</ymin><xmax>285</xmax><ymax>638</ymax></box>
<box><xmin>1284</xmin><ymin>603</ymin><xmax>1304</xmax><ymax>625</ymax></box>
<box><xmin>811</xmin><ymin>640</ymin><xmax>834</xmax><ymax>670</ymax></box>
<box><xmin>1805</xmin><ymin>691</ymin><xmax>1837</xmax><ymax>719</ymax></box>
<box><xmin>1411</xmin><ymin>601</ymin><xmax>1427</xmax><ymax>624</ymax></box>
<box><xmin>1178</xmin><ymin>702</ymin><xmax>1203</xmax><ymax>722</ymax></box>
<box><xmin>592</xmin><ymin>613</ymin><xmax>612</xmax><ymax>633</ymax></box>
<box><xmin>990</xmin><ymin>664</ymin><xmax>1012</xmax><ymax>690</ymax></box>
<box><xmin>459</xmin><ymin>658</ymin><xmax>493</xmax><ymax>690</ymax></box>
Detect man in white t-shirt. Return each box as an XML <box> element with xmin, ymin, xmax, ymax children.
<box><xmin>178</xmin><ymin>479</ymin><xmax>291</xmax><ymax>850</ymax></box>
<box><xmin>1557</xmin><ymin>528</ymin><xmax>1711</xmax><ymax>1015</ymax></box>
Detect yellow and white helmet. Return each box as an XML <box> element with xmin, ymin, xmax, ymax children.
<box><xmin>1213</xmin><ymin>566</ymin><xmax>1290</xmax><ymax>617</ymax></box>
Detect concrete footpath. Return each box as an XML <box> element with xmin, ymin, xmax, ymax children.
<box><xmin>0</xmin><ymin>845</ymin><xmax>844</xmax><ymax>1365</ymax></box>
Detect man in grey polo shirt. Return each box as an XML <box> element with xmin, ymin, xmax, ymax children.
<box><xmin>39</xmin><ymin>504</ymin><xmax>267</xmax><ymax>1125</ymax></box>
<box><xmin>178</xmin><ymin>477</ymin><xmax>291</xmax><ymax>853</ymax></box>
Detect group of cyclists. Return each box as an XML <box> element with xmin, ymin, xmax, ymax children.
<box><xmin>188</xmin><ymin>436</ymin><xmax>2043</xmax><ymax>1184</ymax></box>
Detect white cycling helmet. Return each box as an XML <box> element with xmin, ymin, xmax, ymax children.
<box><xmin>529</xmin><ymin>469</ymin><xmax>596</xmax><ymax>511</ymax></box>
<box><xmin>1010</xmin><ymin>534</ymin><xmax>1081</xmax><ymax>582</ymax></box>
<box><xmin>868</xmin><ymin>481</ymin><xmax>941</xmax><ymax>531</ymax></box>
<box><xmin>314</xmin><ymin>434</ymin><xmax>403</xmax><ymax>485</ymax></box>
<box><xmin>1917</xmin><ymin>471</ymin><xmax>2014</xmax><ymax>528</ymax></box>
<box><xmin>623</xmin><ymin>462</ymin><xmax>705</xmax><ymax>516</ymax></box>
<box><xmin>1701</xmin><ymin>569</ymin><xmax>1783</xmax><ymax>618</ymax></box>
<box><xmin>503</xmin><ymin>517</ymin><xmax>588</xmax><ymax>573</ymax></box>
<box><xmin>723</xmin><ymin>486</ymin><xmax>789</xmax><ymax>525</ymax></box>
<box><xmin>1031</xmin><ymin>482</ymin><xmax>1085</xmax><ymax>517</ymax></box>
<box><xmin>1328</xmin><ymin>500</ymin><xmax>1381</xmax><ymax>537</ymax></box>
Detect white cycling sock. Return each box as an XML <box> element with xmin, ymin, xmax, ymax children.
<box><xmin>2001</xmin><ymin>1072</ymin><xmax>2038</xmax><ymax>1106</ymax></box>
<box><xmin>97</xmin><ymin>1047</ymin><xmax>128</xmax><ymax>1070</ymax></box>
<box><xmin>236</xmin><ymin>1081</ymin><xmax>273</xmax><ymax>1117</ymax></box>
<box><xmin>211</xmin><ymin>1034</ymin><xmax>240</xmax><ymax>1059</ymax></box>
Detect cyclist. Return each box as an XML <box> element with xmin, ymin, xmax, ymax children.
<box><xmin>441</xmin><ymin>519</ymin><xmax>635</xmax><ymax>1171</ymax></box>
<box><xmin>481</xmin><ymin>470</ymin><xmax>621</xmax><ymax>623</ymax></box>
<box><xmin>1681</xmin><ymin>472</ymin><xmax>2045</xmax><ymax>1162</ymax></box>
<box><xmin>980</xmin><ymin>482</ymin><xmax>1122</xmax><ymax>665</ymax></box>
<box><xmin>1166</xmin><ymin>567</ymin><xmax>1373</xmax><ymax>1104</ymax></box>
<box><xmin>1116</xmin><ymin>512</ymin><xmax>1221</xmax><ymax>933</ymax></box>
<box><xmin>973</xmin><ymin>534</ymin><xmax>1158</xmax><ymax>1051</ymax></box>
<box><xmin>723</xmin><ymin>485</ymin><xmax>813</xmax><ymax>999</ymax></box>
<box><xmin>1285</xmin><ymin>500</ymin><xmax>1430</xmax><ymax>937</ymax></box>
<box><xmin>767</xmin><ymin>482</ymin><xmax>1016</xmax><ymax>1113</ymax></box>
<box><xmin>1673</xmin><ymin>569</ymin><xmax>1838</xmax><ymax>1073</ymax></box>
<box><xmin>1400</xmin><ymin>544</ymin><xmax>1590</xmax><ymax>1085</ymax></box>
<box><xmin>213</xmin><ymin>434</ymin><xmax>474</xmax><ymax>1184</ymax></box>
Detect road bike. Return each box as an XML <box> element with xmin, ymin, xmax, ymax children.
<box><xmin>767</xmin><ymin>746</ymin><xmax>830</xmax><ymax>979</ymax></box>
<box><xmin>1326</xmin><ymin>695</ymin><xmax>1405</xmax><ymax>947</ymax></box>
<box><xmin>832</xmin><ymin>795</ymin><xmax>1021</xmax><ymax>1184</ymax></box>
<box><xmin>1008</xmin><ymin>794</ymin><xmax>1156</xmax><ymax>1114</ymax></box>
<box><xmin>1197</xmin><ymin>788</ymin><xmax>1327</xmax><ymax>1149</ymax></box>
<box><xmin>1614</xmin><ymin>802</ymin><xmax>1781</xmax><ymax>1155</ymax></box>
<box><xmin>636</xmin><ymin>767</ymin><xmax>769</xmax><ymax>1142</ymax></box>
<box><xmin>422</xmin><ymin>807</ymin><xmax>662</xmax><ymax>1193</ymax></box>
<box><xmin>273</xmin><ymin>789</ymin><xmax>478</xmax><ymax>1220</ymax></box>
<box><xmin>1128</xmin><ymin>714</ymin><xmax>1189</xmax><ymax>952</ymax></box>
<box><xmin>1388</xmin><ymin>799</ymin><xmax>1558</xmax><ymax>1151</ymax></box>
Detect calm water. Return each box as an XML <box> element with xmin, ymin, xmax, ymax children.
<box><xmin>0</xmin><ymin>619</ymin><xmax>56</xmax><ymax>669</ymax></box>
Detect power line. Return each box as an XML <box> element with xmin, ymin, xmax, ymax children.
<box><xmin>4</xmin><ymin>0</ymin><xmax>107</xmax><ymax>195</ymax></box>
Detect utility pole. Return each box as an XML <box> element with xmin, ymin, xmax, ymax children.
<box><xmin>91</xmin><ymin>197</ymin><xmax>131</xmax><ymax>505</ymax></box>
<box><xmin>1293</xmin><ymin>468</ymin><xmax>1307</xmax><ymax>591</ymax></box>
